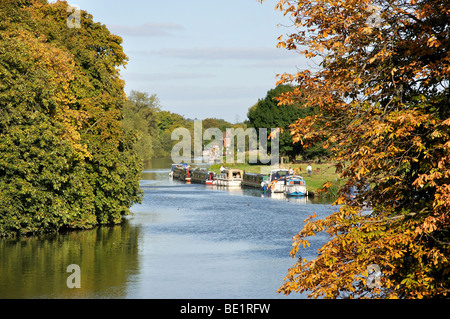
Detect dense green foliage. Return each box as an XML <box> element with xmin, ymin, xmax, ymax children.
<box><xmin>246</xmin><ymin>85</ymin><xmax>328</xmax><ymax>161</ymax></box>
<box><xmin>121</xmin><ymin>90</ymin><xmax>194</xmax><ymax>160</ymax></box>
<box><xmin>121</xmin><ymin>90</ymin><xmax>240</xmax><ymax>161</ymax></box>
<box><xmin>121</xmin><ymin>91</ymin><xmax>160</xmax><ymax>161</ymax></box>
<box><xmin>0</xmin><ymin>0</ymin><xmax>142</xmax><ymax>237</ymax></box>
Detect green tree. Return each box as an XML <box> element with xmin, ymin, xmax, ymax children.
<box><xmin>247</xmin><ymin>85</ymin><xmax>321</xmax><ymax>161</ymax></box>
<box><xmin>152</xmin><ymin>110</ymin><xmax>193</xmax><ymax>158</ymax></box>
<box><xmin>0</xmin><ymin>0</ymin><xmax>142</xmax><ymax>237</ymax></box>
<box><xmin>120</xmin><ymin>89</ymin><xmax>241</xmax><ymax>161</ymax></box>
<box><xmin>121</xmin><ymin>90</ymin><xmax>161</xmax><ymax>162</ymax></box>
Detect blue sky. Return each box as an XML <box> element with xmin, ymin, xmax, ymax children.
<box><xmin>57</xmin><ymin>0</ymin><xmax>311</xmax><ymax>122</ymax></box>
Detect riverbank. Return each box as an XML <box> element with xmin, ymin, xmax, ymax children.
<box><xmin>210</xmin><ymin>161</ymin><xmax>345</xmax><ymax>198</ymax></box>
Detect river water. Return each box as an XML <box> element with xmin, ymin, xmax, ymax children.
<box><xmin>0</xmin><ymin>158</ymin><xmax>337</xmax><ymax>299</ymax></box>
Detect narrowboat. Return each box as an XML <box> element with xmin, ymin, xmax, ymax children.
<box><xmin>191</xmin><ymin>169</ymin><xmax>216</xmax><ymax>185</ymax></box>
<box><xmin>169</xmin><ymin>163</ymin><xmax>188</xmax><ymax>179</ymax></box>
<box><xmin>216</xmin><ymin>169</ymin><xmax>243</xmax><ymax>187</ymax></box>
<box><xmin>261</xmin><ymin>169</ymin><xmax>290</xmax><ymax>193</ymax></box>
<box><xmin>172</xmin><ymin>164</ymin><xmax>192</xmax><ymax>182</ymax></box>
<box><xmin>285</xmin><ymin>175</ymin><xmax>307</xmax><ymax>196</ymax></box>
<box><xmin>242</xmin><ymin>172</ymin><xmax>267</xmax><ymax>189</ymax></box>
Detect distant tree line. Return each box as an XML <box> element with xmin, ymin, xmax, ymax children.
<box><xmin>246</xmin><ymin>85</ymin><xmax>330</xmax><ymax>162</ymax></box>
<box><xmin>122</xmin><ymin>85</ymin><xmax>331</xmax><ymax>165</ymax></box>
<box><xmin>121</xmin><ymin>90</ymin><xmax>241</xmax><ymax>162</ymax></box>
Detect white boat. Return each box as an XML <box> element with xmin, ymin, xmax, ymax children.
<box><xmin>285</xmin><ymin>175</ymin><xmax>307</xmax><ymax>196</ymax></box>
<box><xmin>262</xmin><ymin>169</ymin><xmax>289</xmax><ymax>193</ymax></box>
<box><xmin>216</xmin><ymin>169</ymin><xmax>243</xmax><ymax>187</ymax></box>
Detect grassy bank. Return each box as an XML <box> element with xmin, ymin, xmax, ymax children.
<box><xmin>210</xmin><ymin>161</ymin><xmax>345</xmax><ymax>198</ymax></box>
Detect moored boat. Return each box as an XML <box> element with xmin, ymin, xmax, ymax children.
<box><xmin>191</xmin><ymin>169</ymin><xmax>216</xmax><ymax>185</ymax></box>
<box><xmin>172</xmin><ymin>164</ymin><xmax>192</xmax><ymax>182</ymax></box>
<box><xmin>242</xmin><ymin>172</ymin><xmax>267</xmax><ymax>189</ymax></box>
<box><xmin>285</xmin><ymin>175</ymin><xmax>307</xmax><ymax>196</ymax></box>
<box><xmin>216</xmin><ymin>169</ymin><xmax>243</xmax><ymax>187</ymax></box>
<box><xmin>262</xmin><ymin>169</ymin><xmax>289</xmax><ymax>193</ymax></box>
<box><xmin>169</xmin><ymin>163</ymin><xmax>187</xmax><ymax>179</ymax></box>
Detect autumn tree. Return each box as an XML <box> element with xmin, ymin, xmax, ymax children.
<box><xmin>262</xmin><ymin>0</ymin><xmax>450</xmax><ymax>298</ymax></box>
<box><xmin>0</xmin><ymin>0</ymin><xmax>142</xmax><ymax>237</ymax></box>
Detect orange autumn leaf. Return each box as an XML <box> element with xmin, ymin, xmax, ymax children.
<box><xmin>260</xmin><ymin>0</ymin><xmax>450</xmax><ymax>299</ymax></box>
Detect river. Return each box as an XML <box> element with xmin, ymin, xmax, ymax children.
<box><xmin>0</xmin><ymin>158</ymin><xmax>337</xmax><ymax>299</ymax></box>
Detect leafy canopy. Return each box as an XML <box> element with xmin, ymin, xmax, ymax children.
<box><xmin>0</xmin><ymin>0</ymin><xmax>142</xmax><ymax>237</ymax></box>
<box><xmin>261</xmin><ymin>0</ymin><xmax>450</xmax><ymax>298</ymax></box>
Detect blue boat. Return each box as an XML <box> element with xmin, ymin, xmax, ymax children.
<box><xmin>285</xmin><ymin>175</ymin><xmax>307</xmax><ymax>196</ymax></box>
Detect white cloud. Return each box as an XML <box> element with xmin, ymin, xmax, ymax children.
<box><xmin>108</xmin><ymin>22</ymin><xmax>184</xmax><ymax>37</ymax></box>
<box><xmin>131</xmin><ymin>47</ymin><xmax>294</xmax><ymax>61</ymax></box>
<box><xmin>124</xmin><ymin>71</ymin><xmax>215</xmax><ymax>82</ymax></box>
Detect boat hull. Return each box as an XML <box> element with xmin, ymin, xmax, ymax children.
<box><xmin>217</xmin><ymin>180</ymin><xmax>241</xmax><ymax>187</ymax></box>
<box><xmin>226</xmin><ymin>180</ymin><xmax>241</xmax><ymax>187</ymax></box>
<box><xmin>191</xmin><ymin>169</ymin><xmax>216</xmax><ymax>184</ymax></box>
<box><xmin>271</xmin><ymin>183</ymin><xmax>286</xmax><ymax>193</ymax></box>
<box><xmin>216</xmin><ymin>169</ymin><xmax>243</xmax><ymax>187</ymax></box>
<box><xmin>242</xmin><ymin>173</ymin><xmax>267</xmax><ymax>189</ymax></box>
<box><xmin>286</xmin><ymin>185</ymin><xmax>307</xmax><ymax>196</ymax></box>
<box><xmin>262</xmin><ymin>180</ymin><xmax>286</xmax><ymax>193</ymax></box>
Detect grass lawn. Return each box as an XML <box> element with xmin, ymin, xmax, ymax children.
<box><xmin>210</xmin><ymin>161</ymin><xmax>345</xmax><ymax>196</ymax></box>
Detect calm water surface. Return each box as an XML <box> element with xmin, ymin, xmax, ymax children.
<box><xmin>0</xmin><ymin>158</ymin><xmax>337</xmax><ymax>298</ymax></box>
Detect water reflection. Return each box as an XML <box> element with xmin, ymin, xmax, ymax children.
<box><xmin>125</xmin><ymin>158</ymin><xmax>336</xmax><ymax>298</ymax></box>
<box><xmin>0</xmin><ymin>158</ymin><xmax>336</xmax><ymax>299</ymax></box>
<box><xmin>0</xmin><ymin>222</ymin><xmax>140</xmax><ymax>298</ymax></box>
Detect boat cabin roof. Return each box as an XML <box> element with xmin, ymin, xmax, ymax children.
<box><xmin>269</xmin><ymin>169</ymin><xmax>289</xmax><ymax>174</ymax></box>
<box><xmin>171</xmin><ymin>163</ymin><xmax>189</xmax><ymax>170</ymax></box>
<box><xmin>269</xmin><ymin>169</ymin><xmax>289</xmax><ymax>180</ymax></box>
<box><xmin>243</xmin><ymin>172</ymin><xmax>267</xmax><ymax>177</ymax></box>
<box><xmin>223</xmin><ymin>169</ymin><xmax>243</xmax><ymax>178</ymax></box>
<box><xmin>224</xmin><ymin>168</ymin><xmax>243</xmax><ymax>173</ymax></box>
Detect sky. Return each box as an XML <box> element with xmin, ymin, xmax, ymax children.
<box><xmin>56</xmin><ymin>0</ymin><xmax>312</xmax><ymax>123</ymax></box>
